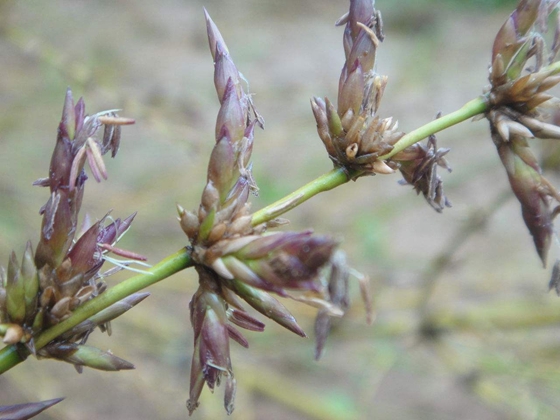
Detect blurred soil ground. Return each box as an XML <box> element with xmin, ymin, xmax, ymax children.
<box><xmin>3</xmin><ymin>1</ymin><xmax>560</xmax><ymax>419</ymax></box>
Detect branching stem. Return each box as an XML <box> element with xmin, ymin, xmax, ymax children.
<box><xmin>380</xmin><ymin>96</ymin><xmax>489</xmax><ymax>160</ymax></box>
<box><xmin>0</xmin><ymin>91</ymin><xmax>512</xmax><ymax>375</ymax></box>
<box><xmin>253</xmin><ymin>96</ymin><xmax>492</xmax><ymax>224</ymax></box>
<box><xmin>251</xmin><ymin>167</ymin><xmax>358</xmax><ymax>226</ymax></box>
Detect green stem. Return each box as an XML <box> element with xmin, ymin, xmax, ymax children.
<box><xmin>0</xmin><ymin>94</ymin><xmax>500</xmax><ymax>374</ymax></box>
<box><xmin>0</xmin><ymin>247</ymin><xmax>193</xmax><ymax>374</ymax></box>
<box><xmin>251</xmin><ymin>96</ymin><xmax>490</xmax><ymax>226</ymax></box>
<box><xmin>251</xmin><ymin>167</ymin><xmax>357</xmax><ymax>226</ymax></box>
<box><xmin>380</xmin><ymin>96</ymin><xmax>489</xmax><ymax>160</ymax></box>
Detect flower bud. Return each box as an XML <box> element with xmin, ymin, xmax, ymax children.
<box><xmin>0</xmin><ymin>398</ymin><xmax>64</xmax><ymax>419</ymax></box>
<box><xmin>214</xmin><ymin>43</ymin><xmax>240</xmax><ymax>103</ymax></box>
<box><xmin>41</xmin><ymin>343</ymin><xmax>135</xmax><ymax>371</ymax></box>
<box><xmin>229</xmin><ymin>279</ymin><xmax>306</xmax><ymax>337</ymax></box>
<box><xmin>6</xmin><ymin>252</ymin><xmax>25</xmax><ymax>325</ymax></box>
<box><xmin>21</xmin><ymin>241</ymin><xmax>39</xmax><ymax>323</ymax></box>
<box><xmin>215</xmin><ymin>79</ymin><xmax>246</xmax><ymax>144</ymax></box>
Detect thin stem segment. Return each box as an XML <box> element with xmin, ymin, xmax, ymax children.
<box><xmin>251</xmin><ymin>167</ymin><xmax>357</xmax><ymax>226</ymax></box>
<box><xmin>0</xmin><ymin>93</ymin><xmax>498</xmax><ymax>375</ymax></box>
<box><xmin>252</xmin><ymin>96</ymin><xmax>491</xmax><ymax>225</ymax></box>
<box><xmin>0</xmin><ymin>248</ymin><xmax>193</xmax><ymax>374</ymax></box>
<box><xmin>380</xmin><ymin>96</ymin><xmax>489</xmax><ymax>160</ymax></box>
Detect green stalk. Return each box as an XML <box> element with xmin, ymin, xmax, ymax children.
<box><xmin>380</xmin><ymin>60</ymin><xmax>560</xmax><ymax>162</ymax></box>
<box><xmin>0</xmin><ymin>93</ymin><xmax>506</xmax><ymax>375</ymax></box>
<box><xmin>252</xmin><ymin>96</ymin><xmax>491</xmax><ymax>225</ymax></box>
<box><xmin>251</xmin><ymin>167</ymin><xmax>358</xmax><ymax>226</ymax></box>
<box><xmin>380</xmin><ymin>96</ymin><xmax>489</xmax><ymax>160</ymax></box>
<box><xmin>0</xmin><ymin>248</ymin><xmax>193</xmax><ymax>374</ymax></box>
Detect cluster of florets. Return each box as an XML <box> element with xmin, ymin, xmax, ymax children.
<box><xmin>175</xmin><ymin>9</ymin><xmax>373</xmax><ymax>416</ymax></box>
<box><xmin>0</xmin><ymin>90</ymin><xmax>146</xmax><ymax>371</ymax></box>
<box><xmin>485</xmin><ymin>0</ymin><xmax>560</xmax><ymax>265</ymax></box>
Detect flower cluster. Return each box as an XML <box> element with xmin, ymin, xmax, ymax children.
<box><xmin>176</xmin><ymin>10</ymin><xmax>362</xmax><ymax>416</ymax></box>
<box><xmin>486</xmin><ymin>0</ymin><xmax>560</xmax><ymax>265</ymax></box>
<box><xmin>394</xmin><ymin>130</ymin><xmax>452</xmax><ymax>213</ymax></box>
<box><xmin>0</xmin><ymin>90</ymin><xmax>146</xmax><ymax>371</ymax></box>
<box><xmin>311</xmin><ymin>0</ymin><xmax>403</xmax><ymax>176</ymax></box>
<box><xmin>311</xmin><ymin>0</ymin><xmax>452</xmax><ymax>213</ymax></box>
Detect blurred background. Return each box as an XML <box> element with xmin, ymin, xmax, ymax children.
<box><xmin>4</xmin><ymin>0</ymin><xmax>560</xmax><ymax>419</ymax></box>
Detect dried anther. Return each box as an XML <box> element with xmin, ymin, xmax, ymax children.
<box><xmin>394</xmin><ymin>131</ymin><xmax>452</xmax><ymax>213</ymax></box>
<box><xmin>549</xmin><ymin>259</ymin><xmax>560</xmax><ymax>295</ymax></box>
<box><xmin>486</xmin><ymin>0</ymin><xmax>560</xmax><ymax>265</ymax></box>
<box><xmin>311</xmin><ymin>0</ymin><xmax>403</xmax><ymax>177</ymax></box>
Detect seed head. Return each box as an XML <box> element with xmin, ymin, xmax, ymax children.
<box><xmin>0</xmin><ymin>89</ymin><xmax>144</xmax><ymax>369</ymax></box>
<box><xmin>486</xmin><ymin>0</ymin><xmax>560</xmax><ymax>265</ymax></box>
<box><xmin>180</xmin><ymin>11</ymin><xmax>354</xmax><ymax>415</ymax></box>
<box><xmin>312</xmin><ymin>0</ymin><xmax>403</xmax><ymax>176</ymax></box>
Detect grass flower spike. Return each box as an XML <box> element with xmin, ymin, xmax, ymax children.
<box><xmin>486</xmin><ymin>0</ymin><xmax>560</xmax><ymax>265</ymax></box>
<box><xmin>311</xmin><ymin>0</ymin><xmax>403</xmax><ymax>176</ymax></box>
<box><xmin>179</xmin><ymin>10</ymin><xmax>353</xmax><ymax>415</ymax></box>
<box><xmin>0</xmin><ymin>89</ymin><xmax>144</xmax><ymax>372</ymax></box>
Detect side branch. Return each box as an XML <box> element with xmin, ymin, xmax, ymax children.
<box><xmin>380</xmin><ymin>96</ymin><xmax>489</xmax><ymax>160</ymax></box>
<box><xmin>252</xmin><ymin>96</ymin><xmax>494</xmax><ymax>227</ymax></box>
<box><xmin>251</xmin><ymin>167</ymin><xmax>355</xmax><ymax>226</ymax></box>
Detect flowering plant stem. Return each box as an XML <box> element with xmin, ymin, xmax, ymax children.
<box><xmin>253</xmin><ymin>95</ymin><xmax>491</xmax><ymax>225</ymax></box>
<box><xmin>380</xmin><ymin>96</ymin><xmax>488</xmax><ymax>160</ymax></box>
<box><xmin>0</xmin><ymin>92</ymin><xmax>506</xmax><ymax>375</ymax></box>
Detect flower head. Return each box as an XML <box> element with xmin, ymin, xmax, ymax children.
<box><xmin>177</xmin><ymin>10</ymin><xmax>363</xmax><ymax>415</ymax></box>
<box><xmin>311</xmin><ymin>0</ymin><xmax>403</xmax><ymax>176</ymax></box>
<box><xmin>0</xmin><ymin>90</ymin><xmax>145</xmax><ymax>371</ymax></box>
<box><xmin>486</xmin><ymin>0</ymin><xmax>560</xmax><ymax>265</ymax></box>
<box><xmin>394</xmin><ymin>129</ymin><xmax>452</xmax><ymax>213</ymax></box>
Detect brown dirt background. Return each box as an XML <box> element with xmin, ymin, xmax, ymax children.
<box><xmin>3</xmin><ymin>0</ymin><xmax>560</xmax><ymax>419</ymax></box>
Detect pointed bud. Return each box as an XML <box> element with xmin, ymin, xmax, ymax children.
<box><xmin>227</xmin><ymin>307</ymin><xmax>265</xmax><ymax>332</ymax></box>
<box><xmin>227</xmin><ymin>324</ymin><xmax>249</xmax><ymax>348</ymax></box>
<box><xmin>215</xmin><ymin>78</ymin><xmax>246</xmax><ymax>143</ymax></box>
<box><xmin>214</xmin><ymin>44</ymin><xmax>240</xmax><ymax>103</ymax></box>
<box><xmin>0</xmin><ymin>398</ymin><xmax>64</xmax><ymax>419</ymax></box>
<box><xmin>198</xmin><ymin>207</ymin><xmax>217</xmax><ymax>243</ymax></box>
<box><xmin>326</xmin><ymin>98</ymin><xmax>343</xmax><ymax>137</ymax></box>
<box><xmin>178</xmin><ymin>205</ymin><xmax>200</xmax><ymax>239</ymax></box>
<box><xmin>6</xmin><ymin>252</ymin><xmax>25</xmax><ymax>324</ymax></box>
<box><xmin>21</xmin><ymin>241</ymin><xmax>38</xmax><ymax>323</ymax></box>
<box><xmin>62</xmin><ymin>292</ymin><xmax>149</xmax><ymax>339</ymax></box>
<box><xmin>224</xmin><ymin>375</ymin><xmax>236</xmax><ymax>415</ymax></box>
<box><xmin>204</xmin><ymin>8</ymin><xmax>229</xmax><ymax>61</ymax></box>
<box><xmin>495</xmin><ymin>133</ymin><xmax>554</xmax><ymax>266</ymax></box>
<box><xmin>43</xmin><ymin>343</ymin><xmax>135</xmax><ymax>371</ymax></box>
<box><xmin>311</xmin><ymin>98</ymin><xmax>336</xmax><ymax>157</ymax></box>
<box><xmin>35</xmin><ymin>190</ymin><xmax>75</xmax><ymax>269</ymax></box>
<box><xmin>207</xmin><ymin>137</ymin><xmax>235</xmax><ymax>202</ymax></box>
<box><xmin>188</xmin><ymin>274</ymin><xmax>233</xmax><ymax>413</ymax></box>
<box><xmin>338</xmin><ymin>60</ymin><xmax>365</xmax><ymax>117</ymax></box>
<box><xmin>67</xmin><ymin>220</ymin><xmax>103</xmax><ymax>276</ymax></box>
<box><xmin>61</xmin><ymin>88</ymin><xmax>76</xmax><ymax>140</ymax></box>
<box><xmin>230</xmin><ymin>279</ymin><xmax>306</xmax><ymax>337</ymax></box>
<box><xmin>48</xmin><ymin>132</ymin><xmax>73</xmax><ymax>191</ymax></box>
